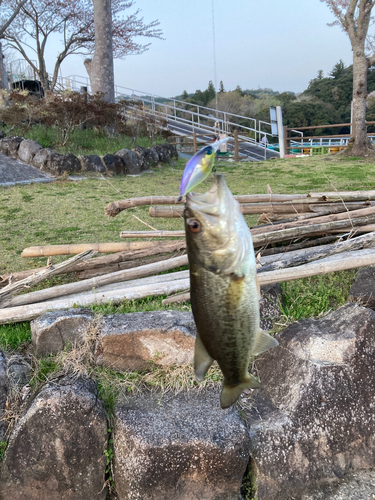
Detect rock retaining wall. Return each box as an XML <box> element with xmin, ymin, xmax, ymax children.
<box><xmin>0</xmin><ymin>136</ymin><xmax>178</xmax><ymax>177</ymax></box>
<box><xmin>2</xmin><ymin>300</ymin><xmax>375</xmax><ymax>499</ymax></box>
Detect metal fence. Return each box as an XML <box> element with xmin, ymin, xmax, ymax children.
<box><xmin>55</xmin><ymin>74</ymin><xmax>280</xmax><ymax>160</ymax></box>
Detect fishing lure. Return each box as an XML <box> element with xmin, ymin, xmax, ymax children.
<box><xmin>179</xmin><ymin>137</ymin><xmax>229</xmax><ymax>197</ymax></box>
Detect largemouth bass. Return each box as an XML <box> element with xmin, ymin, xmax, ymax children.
<box><xmin>184</xmin><ymin>174</ymin><xmax>278</xmax><ymax>408</ymax></box>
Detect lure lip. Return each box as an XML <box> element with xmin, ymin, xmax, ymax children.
<box><xmin>179</xmin><ymin>137</ymin><xmax>230</xmax><ymax>197</ymax></box>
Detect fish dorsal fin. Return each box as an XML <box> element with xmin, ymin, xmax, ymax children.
<box><xmin>253</xmin><ymin>330</ymin><xmax>279</xmax><ymax>356</ymax></box>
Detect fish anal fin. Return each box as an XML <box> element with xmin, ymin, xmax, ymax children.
<box><xmin>220</xmin><ymin>375</ymin><xmax>261</xmax><ymax>409</ymax></box>
<box><xmin>194</xmin><ymin>332</ymin><xmax>214</xmax><ymax>381</ymax></box>
<box><xmin>253</xmin><ymin>330</ymin><xmax>279</xmax><ymax>356</ymax></box>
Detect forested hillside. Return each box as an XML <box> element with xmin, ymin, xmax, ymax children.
<box><xmin>177</xmin><ymin>61</ymin><xmax>375</xmax><ymax>136</ymax></box>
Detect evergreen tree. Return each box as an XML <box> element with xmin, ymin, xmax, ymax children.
<box><xmin>235</xmin><ymin>85</ymin><xmax>243</xmax><ymax>95</ymax></box>
<box><xmin>205</xmin><ymin>80</ymin><xmax>216</xmax><ymax>103</ymax></box>
<box><xmin>219</xmin><ymin>80</ymin><xmax>225</xmax><ymax>93</ymax></box>
<box><xmin>330</xmin><ymin>60</ymin><xmax>346</xmax><ymax>79</ymax></box>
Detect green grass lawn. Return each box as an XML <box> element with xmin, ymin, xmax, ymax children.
<box><xmin>10</xmin><ymin>124</ymin><xmax>165</xmax><ymax>157</ymax></box>
<box><xmin>1</xmin><ymin>152</ymin><xmax>374</xmax><ymax>348</ymax></box>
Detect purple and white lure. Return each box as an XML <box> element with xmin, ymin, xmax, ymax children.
<box><xmin>179</xmin><ymin>137</ymin><xmax>229</xmax><ymax>197</ymax></box>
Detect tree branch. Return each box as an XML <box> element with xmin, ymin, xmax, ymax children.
<box><xmin>0</xmin><ymin>0</ymin><xmax>28</xmax><ymax>37</ymax></box>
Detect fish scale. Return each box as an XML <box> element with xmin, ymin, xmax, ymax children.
<box><xmin>184</xmin><ymin>174</ymin><xmax>279</xmax><ymax>408</ymax></box>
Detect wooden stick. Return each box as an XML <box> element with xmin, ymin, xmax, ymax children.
<box><xmin>0</xmin><ymin>250</ymin><xmax>96</xmax><ymax>306</ymax></box>
<box><xmin>251</xmin><ymin>206</ymin><xmax>375</xmax><ymax>236</ymax></box>
<box><xmin>120</xmin><ymin>230</ymin><xmax>185</xmax><ymax>239</ymax></box>
<box><xmin>21</xmin><ymin>241</ymin><xmax>183</xmax><ymax>258</ymax></box>
<box><xmin>158</xmin><ymin>248</ymin><xmax>375</xmax><ymax>305</ymax></box>
<box><xmin>104</xmin><ymin>194</ymin><xmax>312</xmax><ymax>217</ymax></box>
<box><xmin>149</xmin><ymin>206</ymin><xmax>185</xmax><ymax>218</ymax></box>
<box><xmin>1</xmin><ymin>255</ymin><xmax>189</xmax><ymax>309</ymax></box>
<box><xmin>260</xmin><ymin>235</ymin><xmax>339</xmax><ymax>256</ymax></box>
<box><xmin>105</xmin><ymin>191</ymin><xmax>375</xmax><ymax>218</ymax></box>
<box><xmin>257</xmin><ymin>212</ymin><xmax>323</xmax><ymax>224</ymax></box>
<box><xmin>252</xmin><ymin>213</ymin><xmax>375</xmax><ymax>247</ymax></box>
<box><xmin>171</xmin><ymin>247</ymin><xmax>375</xmax><ymax>302</ymax></box>
<box><xmin>309</xmin><ymin>191</ymin><xmax>375</xmax><ymax>201</ymax></box>
<box><xmin>75</xmin><ymin>254</ymin><xmax>183</xmax><ymax>280</ymax></box>
<box><xmin>310</xmin><ymin>202</ymin><xmax>374</xmax><ymax>213</ymax></box>
<box><xmin>56</xmin><ymin>270</ymin><xmax>190</xmax><ymax>300</ymax></box>
<box><xmin>131</xmin><ymin>214</ymin><xmax>158</xmax><ymax>231</ymax></box>
<box><xmin>162</xmin><ymin>292</ymin><xmax>191</xmax><ymax>305</ymax></box>
<box><xmin>1</xmin><ymin>242</ymin><xmax>187</xmax><ymax>287</ymax></box>
<box><xmin>0</xmin><ymin>278</ymin><xmax>191</xmax><ymax>325</ymax></box>
<box><xmin>149</xmin><ymin>203</ymin><xmax>327</xmax><ymax>218</ymax></box>
<box><xmin>258</xmin><ymin>231</ymin><xmax>375</xmax><ymax>273</ymax></box>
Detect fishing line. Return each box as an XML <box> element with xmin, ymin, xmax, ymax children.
<box><xmin>212</xmin><ymin>0</ymin><xmax>218</xmax><ymax>116</ymax></box>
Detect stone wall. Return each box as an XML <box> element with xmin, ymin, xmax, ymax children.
<box><xmin>2</xmin><ymin>297</ymin><xmax>375</xmax><ymax>498</ymax></box>
<box><xmin>0</xmin><ymin>136</ymin><xmax>178</xmax><ymax>177</ymax></box>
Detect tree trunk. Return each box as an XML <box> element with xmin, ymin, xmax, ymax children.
<box><xmin>38</xmin><ymin>58</ymin><xmax>50</xmax><ymax>93</ymax></box>
<box><xmin>84</xmin><ymin>0</ymin><xmax>115</xmax><ymax>103</ymax></box>
<box><xmin>349</xmin><ymin>45</ymin><xmax>369</xmax><ymax>156</ymax></box>
<box><xmin>0</xmin><ymin>42</ymin><xmax>9</xmax><ymax>93</ymax></box>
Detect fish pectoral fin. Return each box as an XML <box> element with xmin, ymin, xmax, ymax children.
<box><xmin>253</xmin><ymin>330</ymin><xmax>279</xmax><ymax>356</ymax></box>
<box><xmin>194</xmin><ymin>332</ymin><xmax>214</xmax><ymax>381</ymax></box>
<box><xmin>220</xmin><ymin>375</ymin><xmax>261</xmax><ymax>409</ymax></box>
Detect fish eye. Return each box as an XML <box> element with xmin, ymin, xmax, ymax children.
<box><xmin>206</xmin><ymin>147</ymin><xmax>213</xmax><ymax>155</ymax></box>
<box><xmin>187</xmin><ymin>219</ymin><xmax>202</xmax><ymax>233</ymax></box>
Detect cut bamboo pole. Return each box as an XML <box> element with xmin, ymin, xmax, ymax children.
<box><xmin>159</xmin><ymin>248</ymin><xmax>375</xmax><ymax>305</ymax></box>
<box><xmin>0</xmin><ymin>279</ymin><xmax>191</xmax><ymax>325</ymax></box>
<box><xmin>75</xmin><ymin>254</ymin><xmax>183</xmax><ymax>280</ymax></box>
<box><xmin>21</xmin><ymin>241</ymin><xmax>185</xmax><ymax>258</ymax></box>
<box><xmin>328</xmin><ymin>224</ymin><xmax>375</xmax><ymax>234</ymax></box>
<box><xmin>309</xmin><ymin>191</ymin><xmax>375</xmax><ymax>201</ymax></box>
<box><xmin>1</xmin><ymin>255</ymin><xmax>189</xmax><ymax>309</ymax></box>
<box><xmin>310</xmin><ymin>202</ymin><xmax>374</xmax><ymax>213</ymax></box>
<box><xmin>105</xmin><ymin>194</ymin><xmax>314</xmax><ymax>217</ymax></box>
<box><xmin>258</xmin><ymin>212</ymin><xmax>323</xmax><ymax>225</ymax></box>
<box><xmin>251</xmin><ymin>206</ymin><xmax>375</xmax><ymax>236</ymax></box>
<box><xmin>1</xmin><ymin>241</ymin><xmax>187</xmax><ymax>287</ymax></box>
<box><xmin>0</xmin><ymin>250</ymin><xmax>96</xmax><ymax>306</ymax></box>
<box><xmin>120</xmin><ymin>230</ymin><xmax>185</xmax><ymax>239</ymax></box>
<box><xmin>252</xmin><ymin>213</ymin><xmax>375</xmax><ymax>247</ymax></box>
<box><xmin>150</xmin><ymin>200</ymin><xmax>362</xmax><ymax>218</ymax></box>
<box><xmin>49</xmin><ymin>270</ymin><xmax>190</xmax><ymax>302</ymax></box>
<box><xmin>258</xmin><ymin>231</ymin><xmax>375</xmax><ymax>273</ymax></box>
<box><xmin>162</xmin><ymin>292</ymin><xmax>191</xmax><ymax>305</ymax></box>
<box><xmin>105</xmin><ymin>191</ymin><xmax>375</xmax><ymax>218</ymax></box>
<box><xmin>260</xmin><ymin>235</ymin><xmax>339</xmax><ymax>256</ymax></box>
<box><xmin>149</xmin><ymin>206</ymin><xmax>185</xmax><ymax>218</ymax></box>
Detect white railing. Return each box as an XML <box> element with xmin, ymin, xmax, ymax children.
<box><xmin>55</xmin><ymin>74</ymin><xmax>280</xmax><ymax>160</ymax></box>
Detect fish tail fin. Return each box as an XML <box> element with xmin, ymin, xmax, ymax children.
<box><xmin>194</xmin><ymin>332</ymin><xmax>214</xmax><ymax>381</ymax></box>
<box><xmin>220</xmin><ymin>374</ymin><xmax>261</xmax><ymax>409</ymax></box>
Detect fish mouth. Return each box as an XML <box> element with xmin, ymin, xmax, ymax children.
<box><xmin>185</xmin><ymin>174</ymin><xmax>227</xmax><ymax>216</ymax></box>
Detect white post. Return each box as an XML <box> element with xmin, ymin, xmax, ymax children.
<box><xmin>276</xmin><ymin>106</ymin><xmax>285</xmax><ymax>158</ymax></box>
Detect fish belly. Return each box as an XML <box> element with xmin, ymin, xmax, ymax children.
<box><xmin>190</xmin><ymin>263</ymin><xmax>259</xmax><ymax>386</ymax></box>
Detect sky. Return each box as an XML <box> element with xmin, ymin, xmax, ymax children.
<box><xmin>42</xmin><ymin>0</ymin><xmax>352</xmax><ymax>98</ymax></box>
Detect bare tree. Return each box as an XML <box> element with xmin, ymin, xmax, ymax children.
<box><xmin>0</xmin><ymin>0</ymin><xmax>163</xmax><ymax>93</ymax></box>
<box><xmin>321</xmin><ymin>0</ymin><xmax>375</xmax><ymax>156</ymax></box>
<box><xmin>0</xmin><ymin>0</ymin><xmax>28</xmax><ymax>90</ymax></box>
<box><xmin>84</xmin><ymin>0</ymin><xmax>114</xmax><ymax>102</ymax></box>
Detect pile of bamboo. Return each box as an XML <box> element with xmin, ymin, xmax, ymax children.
<box><xmin>2</xmin><ymin>190</ymin><xmax>375</xmax><ymax>324</ymax></box>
